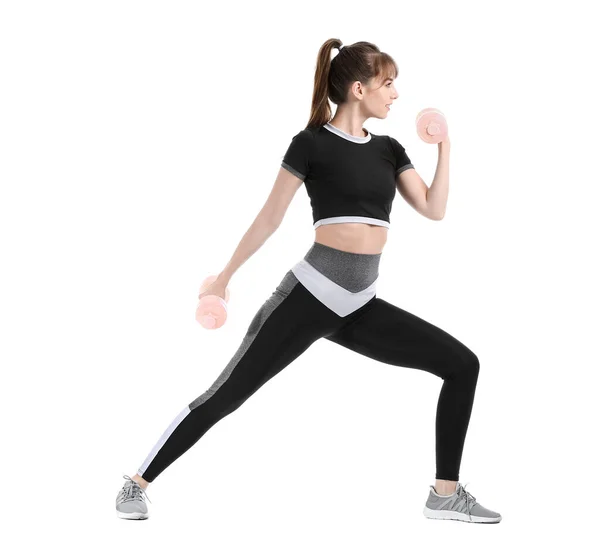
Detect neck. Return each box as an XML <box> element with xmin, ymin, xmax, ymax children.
<box><xmin>328</xmin><ymin>113</ymin><xmax>368</xmax><ymax>138</ymax></box>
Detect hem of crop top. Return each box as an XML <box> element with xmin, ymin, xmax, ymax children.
<box><xmin>313</xmin><ymin>216</ymin><xmax>390</xmax><ymax>229</ymax></box>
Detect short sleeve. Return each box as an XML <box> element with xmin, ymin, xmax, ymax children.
<box><xmin>281</xmin><ymin>128</ymin><xmax>314</xmax><ymax>181</ymax></box>
<box><xmin>389</xmin><ymin>136</ymin><xmax>414</xmax><ymax>176</ymax></box>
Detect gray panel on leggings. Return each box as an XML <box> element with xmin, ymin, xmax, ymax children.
<box><xmin>304</xmin><ymin>242</ymin><xmax>381</xmax><ymax>293</ymax></box>
<box><xmin>188</xmin><ymin>270</ymin><xmax>299</xmax><ymax>411</ymax></box>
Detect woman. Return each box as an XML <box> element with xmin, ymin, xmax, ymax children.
<box><xmin>116</xmin><ymin>39</ymin><xmax>502</xmax><ymax>524</ymax></box>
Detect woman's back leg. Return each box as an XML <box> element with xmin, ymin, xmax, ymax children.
<box><xmin>137</xmin><ymin>271</ymin><xmax>344</xmax><ymax>483</ymax></box>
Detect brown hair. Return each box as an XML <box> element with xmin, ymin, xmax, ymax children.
<box><xmin>306</xmin><ymin>39</ymin><xmax>399</xmax><ymax>129</ymax></box>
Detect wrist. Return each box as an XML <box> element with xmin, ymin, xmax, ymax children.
<box><xmin>217</xmin><ymin>271</ymin><xmax>231</xmax><ymax>285</ymax></box>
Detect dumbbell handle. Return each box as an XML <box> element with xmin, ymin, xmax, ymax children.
<box><xmin>416</xmin><ymin>108</ymin><xmax>448</xmax><ymax>144</ymax></box>
<box><xmin>427</xmin><ymin>122</ymin><xmax>441</xmax><ymax>136</ymax></box>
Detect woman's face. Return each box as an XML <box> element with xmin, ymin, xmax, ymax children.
<box><xmin>364</xmin><ymin>76</ymin><xmax>398</xmax><ymax>119</ymax></box>
<box><xmin>344</xmin><ymin>74</ymin><xmax>399</xmax><ymax>120</ymax></box>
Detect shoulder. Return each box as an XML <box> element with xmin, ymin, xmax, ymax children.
<box><xmin>367</xmin><ymin>131</ymin><xmax>400</xmax><ymax>150</ymax></box>
<box><xmin>287</xmin><ymin>127</ymin><xmax>318</xmax><ymax>147</ymax></box>
<box><xmin>385</xmin><ymin>135</ymin><xmax>408</xmax><ymax>156</ymax></box>
<box><xmin>295</xmin><ymin>126</ymin><xmax>318</xmax><ymax>139</ymax></box>
<box><xmin>385</xmin><ymin>134</ymin><xmax>403</xmax><ymax>148</ymax></box>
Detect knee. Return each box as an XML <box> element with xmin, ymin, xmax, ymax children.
<box><xmin>462</xmin><ymin>350</ymin><xmax>480</xmax><ymax>382</ymax></box>
<box><xmin>448</xmin><ymin>348</ymin><xmax>479</xmax><ymax>383</ymax></box>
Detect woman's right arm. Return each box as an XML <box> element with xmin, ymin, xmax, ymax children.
<box><xmin>216</xmin><ymin>166</ymin><xmax>303</xmax><ymax>285</ymax></box>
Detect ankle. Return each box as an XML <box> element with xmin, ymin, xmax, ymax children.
<box><xmin>132</xmin><ymin>474</ymin><xmax>149</xmax><ymax>490</ymax></box>
<box><xmin>434</xmin><ymin>479</ymin><xmax>457</xmax><ymax>496</ymax></box>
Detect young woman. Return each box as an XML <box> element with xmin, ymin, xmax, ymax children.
<box><xmin>116</xmin><ymin>39</ymin><xmax>502</xmax><ymax>524</ymax></box>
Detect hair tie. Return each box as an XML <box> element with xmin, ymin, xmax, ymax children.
<box><xmin>339</xmin><ymin>45</ymin><xmax>344</xmax><ymax>50</ymax></box>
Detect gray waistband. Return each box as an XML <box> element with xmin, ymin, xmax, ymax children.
<box><xmin>302</xmin><ymin>242</ymin><xmax>381</xmax><ymax>293</ymax></box>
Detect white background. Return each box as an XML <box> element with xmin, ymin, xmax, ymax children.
<box><xmin>1</xmin><ymin>0</ymin><xmax>598</xmax><ymax>554</ymax></box>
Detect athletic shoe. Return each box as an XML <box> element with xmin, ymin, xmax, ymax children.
<box><xmin>423</xmin><ymin>482</ymin><xmax>501</xmax><ymax>523</ymax></box>
<box><xmin>116</xmin><ymin>474</ymin><xmax>151</xmax><ymax>520</ymax></box>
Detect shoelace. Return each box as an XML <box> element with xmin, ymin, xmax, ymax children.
<box><xmin>118</xmin><ymin>474</ymin><xmax>152</xmax><ymax>504</ymax></box>
<box><xmin>456</xmin><ymin>482</ymin><xmax>476</xmax><ymax>521</ymax></box>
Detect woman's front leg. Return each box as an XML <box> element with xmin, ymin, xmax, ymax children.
<box><xmin>325</xmin><ymin>296</ymin><xmax>480</xmax><ymax>482</ymax></box>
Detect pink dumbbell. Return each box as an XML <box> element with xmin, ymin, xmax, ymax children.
<box><xmin>415</xmin><ymin>108</ymin><xmax>448</xmax><ymax>144</ymax></box>
<box><xmin>195</xmin><ymin>274</ymin><xmax>230</xmax><ymax>330</ymax></box>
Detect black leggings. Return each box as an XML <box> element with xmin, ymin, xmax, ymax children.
<box><xmin>137</xmin><ymin>242</ymin><xmax>479</xmax><ymax>483</ymax></box>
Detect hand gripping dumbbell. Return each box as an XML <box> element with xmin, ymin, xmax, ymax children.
<box><xmin>195</xmin><ymin>274</ymin><xmax>230</xmax><ymax>330</ymax></box>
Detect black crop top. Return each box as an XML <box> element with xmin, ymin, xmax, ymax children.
<box><xmin>281</xmin><ymin>121</ymin><xmax>414</xmax><ymax>229</ymax></box>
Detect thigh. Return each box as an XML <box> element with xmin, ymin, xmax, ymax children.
<box><xmin>325</xmin><ymin>296</ymin><xmax>478</xmax><ymax>380</ymax></box>
<box><xmin>190</xmin><ymin>270</ymin><xmax>345</xmax><ymax>414</ymax></box>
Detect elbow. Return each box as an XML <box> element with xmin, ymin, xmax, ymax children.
<box><xmin>267</xmin><ymin>211</ymin><xmax>282</xmax><ymax>229</ymax></box>
<box><xmin>257</xmin><ymin>208</ymin><xmax>282</xmax><ymax>231</ymax></box>
<box><xmin>424</xmin><ymin>197</ymin><xmax>444</xmax><ymax>221</ymax></box>
<box><xmin>426</xmin><ymin>209</ymin><xmax>444</xmax><ymax>221</ymax></box>
<box><xmin>264</xmin><ymin>214</ymin><xmax>282</xmax><ymax>230</ymax></box>
<box><xmin>426</xmin><ymin>202</ymin><xmax>445</xmax><ymax>221</ymax></box>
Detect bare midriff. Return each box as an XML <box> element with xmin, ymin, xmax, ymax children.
<box><xmin>314</xmin><ymin>223</ymin><xmax>387</xmax><ymax>255</ymax></box>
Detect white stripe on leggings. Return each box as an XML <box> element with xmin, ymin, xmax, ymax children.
<box><xmin>137</xmin><ymin>405</ymin><xmax>191</xmax><ymax>477</ymax></box>
<box><xmin>291</xmin><ymin>259</ymin><xmax>376</xmax><ymax>317</ymax></box>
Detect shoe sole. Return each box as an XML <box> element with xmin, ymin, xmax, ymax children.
<box><xmin>116</xmin><ymin>510</ymin><xmax>149</xmax><ymax>520</ymax></box>
<box><xmin>423</xmin><ymin>506</ymin><xmax>501</xmax><ymax>523</ymax></box>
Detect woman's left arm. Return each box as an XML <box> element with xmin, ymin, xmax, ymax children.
<box><xmin>427</xmin><ymin>137</ymin><xmax>451</xmax><ymax>220</ymax></box>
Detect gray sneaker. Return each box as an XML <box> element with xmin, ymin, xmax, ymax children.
<box><xmin>116</xmin><ymin>475</ymin><xmax>151</xmax><ymax>520</ymax></box>
<box><xmin>423</xmin><ymin>482</ymin><xmax>501</xmax><ymax>523</ymax></box>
